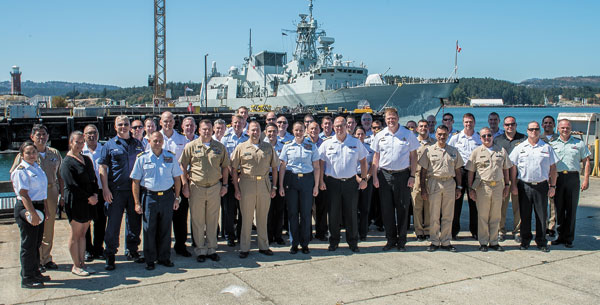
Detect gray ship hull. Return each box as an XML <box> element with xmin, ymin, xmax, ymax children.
<box><xmin>199</xmin><ymin>81</ymin><xmax>458</xmax><ymax>120</ymax></box>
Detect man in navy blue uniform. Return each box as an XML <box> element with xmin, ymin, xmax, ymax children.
<box><xmin>99</xmin><ymin>115</ymin><xmax>145</xmax><ymax>270</ymax></box>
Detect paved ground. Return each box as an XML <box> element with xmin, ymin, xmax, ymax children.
<box><xmin>1</xmin><ymin>179</ymin><xmax>599</xmax><ymax>305</ymax></box>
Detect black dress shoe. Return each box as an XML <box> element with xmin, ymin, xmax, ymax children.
<box><xmin>451</xmin><ymin>235</ymin><xmax>459</xmax><ymax>241</ymax></box>
<box><xmin>44</xmin><ymin>261</ymin><xmax>59</xmax><ymax>270</ymax></box>
<box><xmin>565</xmin><ymin>242</ymin><xmax>574</xmax><ymax>248</ymax></box>
<box><xmin>96</xmin><ymin>253</ymin><xmax>106</xmax><ymax>260</ymax></box>
<box><xmin>416</xmin><ymin>235</ymin><xmax>426</xmax><ymax>242</ymax></box>
<box><xmin>176</xmin><ymin>249</ymin><xmax>192</xmax><ymax>257</ymax></box>
<box><xmin>382</xmin><ymin>243</ymin><xmax>396</xmax><ymax>251</ymax></box>
<box><xmin>359</xmin><ymin>236</ymin><xmax>367</xmax><ymax>241</ymax></box>
<box><xmin>126</xmin><ymin>251</ymin><xmax>145</xmax><ymax>263</ymax></box>
<box><xmin>349</xmin><ymin>245</ymin><xmax>359</xmax><ymax>253</ymax></box>
<box><xmin>425</xmin><ymin>235</ymin><xmax>430</xmax><ymax>241</ymax></box>
<box><xmin>377</xmin><ymin>226</ymin><xmax>384</xmax><ymax>232</ymax></box>
<box><xmin>289</xmin><ymin>246</ymin><xmax>299</xmax><ymax>254</ymax></box>
<box><xmin>472</xmin><ymin>234</ymin><xmax>478</xmax><ymax>240</ymax></box>
<box><xmin>207</xmin><ymin>253</ymin><xmax>221</xmax><ymax>261</ymax></box>
<box><xmin>537</xmin><ymin>245</ymin><xmax>550</xmax><ymax>253</ymax></box>
<box><xmin>328</xmin><ymin>244</ymin><xmax>338</xmax><ymax>251</ymax></box>
<box><xmin>85</xmin><ymin>251</ymin><xmax>94</xmax><ymax>262</ymax></box>
<box><xmin>196</xmin><ymin>255</ymin><xmax>206</xmax><ymax>262</ymax></box>
<box><xmin>427</xmin><ymin>244</ymin><xmax>439</xmax><ymax>252</ymax></box>
<box><xmin>489</xmin><ymin>245</ymin><xmax>505</xmax><ymax>252</ymax></box>
<box><xmin>479</xmin><ymin>245</ymin><xmax>488</xmax><ymax>252</ymax></box>
<box><xmin>519</xmin><ymin>244</ymin><xmax>529</xmax><ymax>250</ymax></box>
<box><xmin>397</xmin><ymin>246</ymin><xmax>406</xmax><ymax>252</ymax></box>
<box><xmin>318</xmin><ymin>236</ymin><xmax>329</xmax><ymax>241</ymax></box>
<box><xmin>105</xmin><ymin>255</ymin><xmax>116</xmax><ymax>271</ymax></box>
<box><xmin>145</xmin><ymin>262</ymin><xmax>155</xmax><ymax>270</ymax></box>
<box><xmin>275</xmin><ymin>238</ymin><xmax>286</xmax><ymax>245</ymax></box>
<box><xmin>21</xmin><ymin>280</ymin><xmax>44</xmax><ymax>289</ymax></box>
<box><xmin>239</xmin><ymin>251</ymin><xmax>249</xmax><ymax>258</ymax></box>
<box><xmin>39</xmin><ymin>265</ymin><xmax>46</xmax><ymax>273</ymax></box>
<box><xmin>259</xmin><ymin>249</ymin><xmax>274</xmax><ymax>256</ymax></box>
<box><xmin>441</xmin><ymin>245</ymin><xmax>457</xmax><ymax>252</ymax></box>
<box><xmin>301</xmin><ymin>246</ymin><xmax>310</xmax><ymax>254</ymax></box>
<box><xmin>158</xmin><ymin>260</ymin><xmax>174</xmax><ymax>267</ymax></box>
<box><xmin>227</xmin><ymin>240</ymin><xmax>236</xmax><ymax>247</ymax></box>
<box><xmin>34</xmin><ymin>274</ymin><xmax>51</xmax><ymax>282</ymax></box>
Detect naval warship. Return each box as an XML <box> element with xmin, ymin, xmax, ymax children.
<box><xmin>179</xmin><ymin>1</ymin><xmax>459</xmax><ymax>120</ymax></box>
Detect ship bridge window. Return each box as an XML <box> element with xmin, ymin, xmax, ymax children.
<box><xmin>337</xmin><ymin>69</ymin><xmax>342</xmax><ymax>72</ymax></box>
<box><xmin>357</xmin><ymin>70</ymin><xmax>363</xmax><ymax>74</ymax></box>
<box><xmin>255</xmin><ymin>51</ymin><xmax>287</xmax><ymax>67</ymax></box>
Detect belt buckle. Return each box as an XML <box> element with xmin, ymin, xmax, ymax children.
<box><xmin>256</xmin><ymin>176</ymin><xmax>262</xmax><ymax>180</ymax></box>
<box><xmin>157</xmin><ymin>192</ymin><xmax>164</xmax><ymax>196</ymax></box>
<box><xmin>490</xmin><ymin>181</ymin><xmax>496</xmax><ymax>187</ymax></box>
<box><xmin>562</xmin><ymin>170</ymin><xmax>568</xmax><ymax>174</ymax></box>
<box><xmin>298</xmin><ymin>173</ymin><xmax>304</xmax><ymax>178</ymax></box>
<box><xmin>531</xmin><ymin>182</ymin><xmax>538</xmax><ymax>185</ymax></box>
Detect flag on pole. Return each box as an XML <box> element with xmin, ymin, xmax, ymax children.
<box><xmin>456</xmin><ymin>41</ymin><xmax>461</xmax><ymax>53</ymax></box>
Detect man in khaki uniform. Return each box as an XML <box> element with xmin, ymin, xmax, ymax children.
<box><xmin>466</xmin><ymin>127</ymin><xmax>512</xmax><ymax>252</ymax></box>
<box><xmin>180</xmin><ymin>119</ymin><xmax>230</xmax><ymax>262</ymax></box>
<box><xmin>231</xmin><ymin>121</ymin><xmax>279</xmax><ymax>258</ymax></box>
<box><xmin>419</xmin><ymin>125</ymin><xmax>463</xmax><ymax>252</ymax></box>
<box><xmin>11</xmin><ymin>124</ymin><xmax>63</xmax><ymax>270</ymax></box>
<box><xmin>412</xmin><ymin>119</ymin><xmax>435</xmax><ymax>241</ymax></box>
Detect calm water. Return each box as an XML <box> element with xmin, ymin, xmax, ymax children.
<box><xmin>2</xmin><ymin>106</ymin><xmax>599</xmax><ymax>182</ymax></box>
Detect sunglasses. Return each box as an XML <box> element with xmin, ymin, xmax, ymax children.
<box><xmin>131</xmin><ymin>126</ymin><xmax>143</xmax><ymax>130</ymax></box>
<box><xmin>443</xmin><ymin>118</ymin><xmax>453</xmax><ymax>121</ymax></box>
<box><xmin>527</xmin><ymin>128</ymin><xmax>540</xmax><ymax>131</ymax></box>
<box><xmin>481</xmin><ymin>134</ymin><xmax>493</xmax><ymax>138</ymax></box>
<box><xmin>276</xmin><ymin>121</ymin><xmax>288</xmax><ymax>124</ymax></box>
<box><xmin>504</xmin><ymin>123</ymin><xmax>516</xmax><ymax>126</ymax></box>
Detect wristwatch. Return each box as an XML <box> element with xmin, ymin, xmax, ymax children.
<box><xmin>222</xmin><ymin>184</ymin><xmax>229</xmax><ymax>188</ymax></box>
<box><xmin>456</xmin><ymin>185</ymin><xmax>463</xmax><ymax>190</ymax></box>
<box><xmin>175</xmin><ymin>196</ymin><xmax>181</xmax><ymax>202</ymax></box>
<box><xmin>272</xmin><ymin>186</ymin><xmax>278</xmax><ymax>190</ymax></box>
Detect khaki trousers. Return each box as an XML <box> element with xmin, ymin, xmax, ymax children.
<box><xmin>475</xmin><ymin>183</ymin><xmax>503</xmax><ymax>246</ymax></box>
<box><xmin>500</xmin><ymin>181</ymin><xmax>520</xmax><ymax>235</ymax></box>
<box><xmin>239</xmin><ymin>177</ymin><xmax>271</xmax><ymax>252</ymax></box>
<box><xmin>428</xmin><ymin>178</ymin><xmax>455</xmax><ymax>246</ymax></box>
<box><xmin>548</xmin><ymin>197</ymin><xmax>557</xmax><ymax>231</ymax></box>
<box><xmin>411</xmin><ymin>187</ymin><xmax>430</xmax><ymax>236</ymax></box>
<box><xmin>190</xmin><ymin>183</ymin><xmax>221</xmax><ymax>256</ymax></box>
<box><xmin>40</xmin><ymin>184</ymin><xmax>59</xmax><ymax>264</ymax></box>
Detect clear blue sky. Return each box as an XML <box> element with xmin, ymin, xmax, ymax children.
<box><xmin>1</xmin><ymin>0</ymin><xmax>598</xmax><ymax>87</ymax></box>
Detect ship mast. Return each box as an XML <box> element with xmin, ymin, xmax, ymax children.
<box><xmin>293</xmin><ymin>0</ymin><xmax>319</xmax><ymax>72</ymax></box>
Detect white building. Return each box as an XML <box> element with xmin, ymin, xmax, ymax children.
<box><xmin>470</xmin><ymin>98</ymin><xmax>504</xmax><ymax>107</ymax></box>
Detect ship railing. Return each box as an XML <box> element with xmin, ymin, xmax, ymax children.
<box><xmin>0</xmin><ymin>181</ymin><xmax>17</xmax><ymax>219</ymax></box>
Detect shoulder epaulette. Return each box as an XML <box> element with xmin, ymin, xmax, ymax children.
<box><xmin>168</xmin><ymin>150</ymin><xmax>175</xmax><ymax>155</ymax></box>
<box><xmin>325</xmin><ymin>136</ymin><xmax>332</xmax><ymax>140</ymax></box>
<box><xmin>137</xmin><ymin>151</ymin><xmax>146</xmax><ymax>157</ymax></box>
<box><xmin>16</xmin><ymin>165</ymin><xmax>25</xmax><ymax>170</ymax></box>
<box><xmin>283</xmin><ymin>140</ymin><xmax>292</xmax><ymax>144</ymax></box>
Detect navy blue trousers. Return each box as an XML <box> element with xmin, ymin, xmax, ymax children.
<box><xmin>104</xmin><ymin>190</ymin><xmax>141</xmax><ymax>256</ymax></box>
<box><xmin>143</xmin><ymin>189</ymin><xmax>174</xmax><ymax>263</ymax></box>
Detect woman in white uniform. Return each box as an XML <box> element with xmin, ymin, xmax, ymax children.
<box><xmin>11</xmin><ymin>141</ymin><xmax>49</xmax><ymax>288</ymax></box>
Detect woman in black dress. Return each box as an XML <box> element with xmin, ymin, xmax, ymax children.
<box><xmin>60</xmin><ymin>131</ymin><xmax>99</xmax><ymax>276</ymax></box>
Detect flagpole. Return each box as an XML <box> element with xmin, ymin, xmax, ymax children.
<box><xmin>454</xmin><ymin>40</ymin><xmax>458</xmax><ymax>79</ymax></box>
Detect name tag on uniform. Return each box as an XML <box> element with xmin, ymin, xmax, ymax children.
<box><xmin>256</xmin><ymin>176</ymin><xmax>262</xmax><ymax>180</ymax></box>
<box><xmin>562</xmin><ymin>170</ymin><xmax>568</xmax><ymax>174</ymax></box>
<box><xmin>572</xmin><ymin>146</ymin><xmax>578</xmax><ymax>150</ymax></box>
<box><xmin>349</xmin><ymin>146</ymin><xmax>357</xmax><ymax>149</ymax></box>
<box><xmin>490</xmin><ymin>181</ymin><xmax>497</xmax><ymax>186</ymax></box>
<box><xmin>304</xmin><ymin>144</ymin><xmax>312</xmax><ymax>150</ymax></box>
<box><xmin>164</xmin><ymin>157</ymin><xmax>173</xmax><ymax>163</ymax></box>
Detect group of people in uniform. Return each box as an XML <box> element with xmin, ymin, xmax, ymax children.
<box><xmin>10</xmin><ymin>106</ymin><xmax>590</xmax><ymax>288</ymax></box>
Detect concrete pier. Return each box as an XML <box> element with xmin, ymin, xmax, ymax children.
<box><xmin>0</xmin><ymin>179</ymin><xmax>598</xmax><ymax>304</ymax></box>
